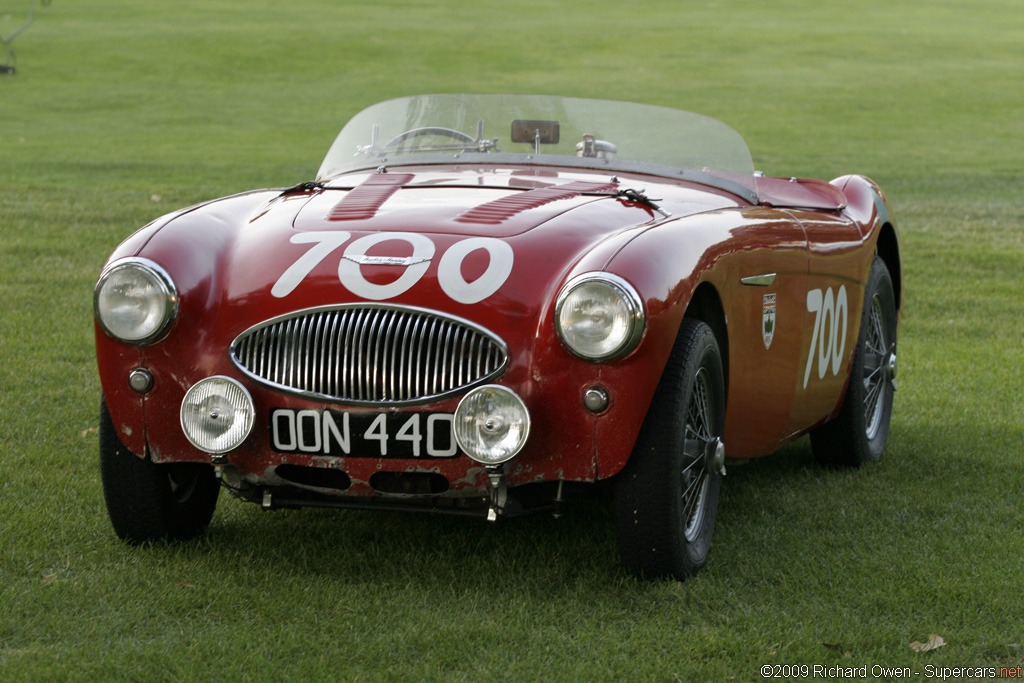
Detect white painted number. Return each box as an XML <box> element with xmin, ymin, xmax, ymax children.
<box><xmin>803</xmin><ymin>285</ymin><xmax>849</xmax><ymax>389</ymax></box>
<box><xmin>271</xmin><ymin>231</ymin><xmax>351</xmax><ymax>298</ymax></box>
<box><xmin>272</xmin><ymin>231</ymin><xmax>514</xmax><ymax>303</ymax></box>
<box><xmin>338</xmin><ymin>233</ymin><xmax>435</xmax><ymax>300</ymax></box>
<box><xmin>436</xmin><ymin>237</ymin><xmax>515</xmax><ymax>304</ymax></box>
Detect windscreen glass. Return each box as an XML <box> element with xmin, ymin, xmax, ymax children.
<box><xmin>317</xmin><ymin>94</ymin><xmax>757</xmax><ymax>200</ymax></box>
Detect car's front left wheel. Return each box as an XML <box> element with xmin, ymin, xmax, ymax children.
<box><xmin>613</xmin><ymin>319</ymin><xmax>726</xmax><ymax>580</ymax></box>
<box><xmin>99</xmin><ymin>397</ymin><xmax>220</xmax><ymax>543</ymax></box>
<box><xmin>811</xmin><ymin>256</ymin><xmax>898</xmax><ymax>467</ymax></box>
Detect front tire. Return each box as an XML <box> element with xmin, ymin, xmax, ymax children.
<box><xmin>99</xmin><ymin>397</ymin><xmax>220</xmax><ymax>543</ymax></box>
<box><xmin>613</xmin><ymin>319</ymin><xmax>726</xmax><ymax>580</ymax></box>
<box><xmin>811</xmin><ymin>256</ymin><xmax>898</xmax><ymax>466</ymax></box>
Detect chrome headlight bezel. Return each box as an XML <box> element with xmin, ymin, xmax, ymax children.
<box><xmin>554</xmin><ymin>272</ymin><xmax>645</xmax><ymax>361</ymax></box>
<box><xmin>94</xmin><ymin>257</ymin><xmax>179</xmax><ymax>345</ymax></box>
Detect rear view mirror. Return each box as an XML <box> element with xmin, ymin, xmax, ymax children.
<box><xmin>511</xmin><ymin>120</ymin><xmax>560</xmax><ymax>145</ymax></box>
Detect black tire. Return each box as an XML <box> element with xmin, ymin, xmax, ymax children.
<box><xmin>613</xmin><ymin>319</ymin><xmax>726</xmax><ymax>580</ymax></box>
<box><xmin>811</xmin><ymin>256</ymin><xmax>898</xmax><ymax>467</ymax></box>
<box><xmin>99</xmin><ymin>396</ymin><xmax>220</xmax><ymax>544</ymax></box>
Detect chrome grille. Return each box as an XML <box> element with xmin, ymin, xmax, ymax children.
<box><xmin>230</xmin><ymin>304</ymin><xmax>508</xmax><ymax>406</ymax></box>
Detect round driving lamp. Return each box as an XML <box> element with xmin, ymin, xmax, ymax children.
<box><xmin>180</xmin><ymin>376</ymin><xmax>255</xmax><ymax>454</ymax></box>
<box><xmin>454</xmin><ymin>385</ymin><xmax>530</xmax><ymax>465</ymax></box>
<box><xmin>555</xmin><ymin>273</ymin><xmax>644</xmax><ymax>361</ymax></box>
<box><xmin>94</xmin><ymin>258</ymin><xmax>178</xmax><ymax>345</ymax></box>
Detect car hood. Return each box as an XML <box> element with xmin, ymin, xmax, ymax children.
<box><xmin>137</xmin><ymin>168</ymin><xmax>742</xmax><ymax>345</ymax></box>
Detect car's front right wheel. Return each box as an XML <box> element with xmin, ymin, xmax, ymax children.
<box><xmin>613</xmin><ymin>319</ymin><xmax>726</xmax><ymax>580</ymax></box>
<box><xmin>99</xmin><ymin>396</ymin><xmax>220</xmax><ymax>544</ymax></box>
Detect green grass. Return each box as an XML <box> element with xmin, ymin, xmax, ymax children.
<box><xmin>2</xmin><ymin>0</ymin><xmax>1022</xmax><ymax>680</ymax></box>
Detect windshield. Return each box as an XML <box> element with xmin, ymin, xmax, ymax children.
<box><xmin>317</xmin><ymin>95</ymin><xmax>758</xmax><ymax>202</ymax></box>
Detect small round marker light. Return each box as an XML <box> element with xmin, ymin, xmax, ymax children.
<box><xmin>128</xmin><ymin>368</ymin><xmax>154</xmax><ymax>394</ymax></box>
<box><xmin>583</xmin><ymin>386</ymin><xmax>609</xmax><ymax>413</ymax></box>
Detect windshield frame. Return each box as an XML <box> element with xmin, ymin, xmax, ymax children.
<box><xmin>317</xmin><ymin>94</ymin><xmax>759</xmax><ymax>203</ymax></box>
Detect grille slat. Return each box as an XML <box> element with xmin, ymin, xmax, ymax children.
<box><xmin>325</xmin><ymin>311</ymin><xmax>339</xmax><ymax>397</ymax></box>
<box><xmin>231</xmin><ymin>304</ymin><xmax>508</xmax><ymax>407</ymax></box>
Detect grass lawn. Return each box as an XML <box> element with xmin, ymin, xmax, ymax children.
<box><xmin>1</xmin><ymin>0</ymin><xmax>1021</xmax><ymax>680</ymax></box>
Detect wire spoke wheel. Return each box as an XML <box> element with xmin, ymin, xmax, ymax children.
<box><xmin>614</xmin><ymin>319</ymin><xmax>725</xmax><ymax>580</ymax></box>
<box><xmin>811</xmin><ymin>256</ymin><xmax>898</xmax><ymax>467</ymax></box>
<box><xmin>861</xmin><ymin>292</ymin><xmax>892</xmax><ymax>440</ymax></box>
<box><xmin>681</xmin><ymin>368</ymin><xmax>713</xmax><ymax>542</ymax></box>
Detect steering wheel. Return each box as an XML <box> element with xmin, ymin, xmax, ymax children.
<box><xmin>384</xmin><ymin>126</ymin><xmax>476</xmax><ymax>149</ymax></box>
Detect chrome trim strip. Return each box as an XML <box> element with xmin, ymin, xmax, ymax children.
<box><xmin>740</xmin><ymin>273</ymin><xmax>777</xmax><ymax>287</ymax></box>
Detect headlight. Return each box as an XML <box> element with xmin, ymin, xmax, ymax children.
<box><xmin>555</xmin><ymin>273</ymin><xmax>645</xmax><ymax>361</ymax></box>
<box><xmin>180</xmin><ymin>376</ymin><xmax>255</xmax><ymax>454</ymax></box>
<box><xmin>94</xmin><ymin>258</ymin><xmax>178</xmax><ymax>345</ymax></box>
<box><xmin>454</xmin><ymin>385</ymin><xmax>530</xmax><ymax>465</ymax></box>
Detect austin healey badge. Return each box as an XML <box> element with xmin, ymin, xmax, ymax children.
<box><xmin>762</xmin><ymin>293</ymin><xmax>776</xmax><ymax>349</ymax></box>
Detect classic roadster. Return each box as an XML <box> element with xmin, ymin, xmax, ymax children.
<box><xmin>95</xmin><ymin>94</ymin><xmax>900</xmax><ymax>580</ymax></box>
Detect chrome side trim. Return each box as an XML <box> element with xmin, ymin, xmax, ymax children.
<box><xmin>740</xmin><ymin>273</ymin><xmax>777</xmax><ymax>287</ymax></box>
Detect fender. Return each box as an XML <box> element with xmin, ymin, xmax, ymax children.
<box><xmin>833</xmin><ymin>174</ymin><xmax>901</xmax><ymax>310</ymax></box>
<box><xmin>580</xmin><ymin>205</ymin><xmax>806</xmax><ymax>476</ymax></box>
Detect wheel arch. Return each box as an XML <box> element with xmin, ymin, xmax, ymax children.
<box><xmin>875</xmin><ymin>223</ymin><xmax>902</xmax><ymax>311</ymax></box>
<box><xmin>831</xmin><ymin>173</ymin><xmax>902</xmax><ymax>311</ymax></box>
<box><xmin>682</xmin><ymin>281</ymin><xmax>729</xmax><ymax>399</ymax></box>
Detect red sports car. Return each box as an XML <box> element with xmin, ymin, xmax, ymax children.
<box><xmin>95</xmin><ymin>94</ymin><xmax>900</xmax><ymax>580</ymax></box>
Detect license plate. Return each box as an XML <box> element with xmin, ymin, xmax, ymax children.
<box><xmin>269</xmin><ymin>408</ymin><xmax>459</xmax><ymax>459</ymax></box>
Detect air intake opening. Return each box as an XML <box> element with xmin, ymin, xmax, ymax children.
<box><xmin>275</xmin><ymin>464</ymin><xmax>351</xmax><ymax>491</ymax></box>
<box><xmin>370</xmin><ymin>472</ymin><xmax>450</xmax><ymax>496</ymax></box>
